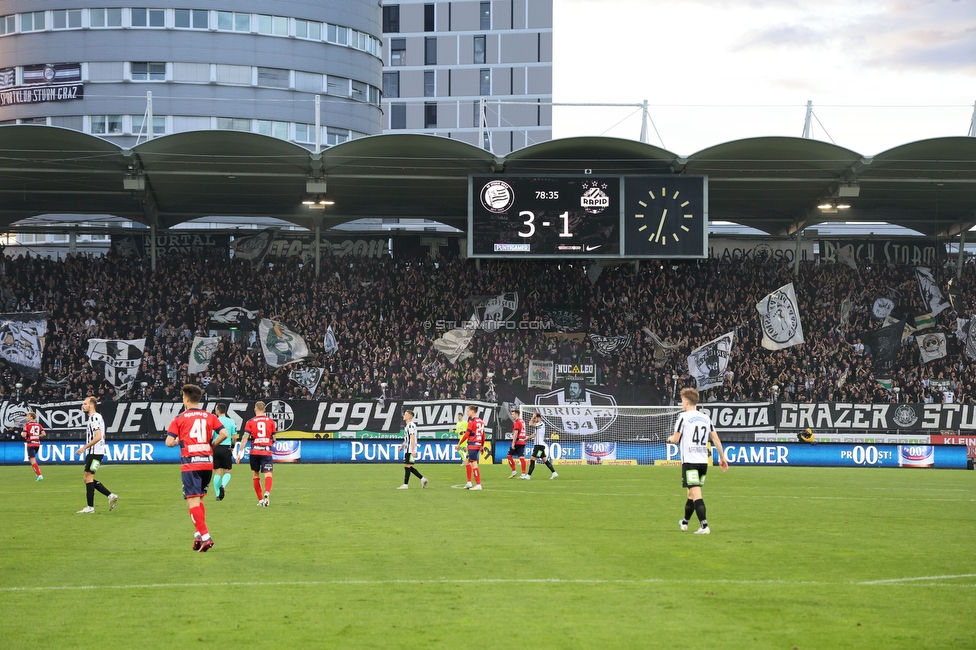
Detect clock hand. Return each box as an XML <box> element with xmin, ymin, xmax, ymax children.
<box><xmin>654</xmin><ymin>208</ymin><xmax>668</xmax><ymax>242</ymax></box>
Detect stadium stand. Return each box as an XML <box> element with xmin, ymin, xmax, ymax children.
<box><xmin>0</xmin><ymin>249</ymin><xmax>974</xmax><ymax>405</ymax></box>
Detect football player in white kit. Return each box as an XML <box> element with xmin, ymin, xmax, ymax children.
<box><xmin>525</xmin><ymin>413</ymin><xmax>557</xmax><ymax>480</ymax></box>
<box><xmin>667</xmin><ymin>387</ymin><xmax>728</xmax><ymax>534</ymax></box>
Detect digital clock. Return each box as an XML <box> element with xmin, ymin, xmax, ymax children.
<box><xmin>469</xmin><ymin>175</ymin><xmax>622</xmax><ymax>258</ymax></box>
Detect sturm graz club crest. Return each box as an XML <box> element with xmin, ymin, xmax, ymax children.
<box><xmin>761</xmin><ymin>289</ymin><xmax>799</xmax><ymax>345</ymax></box>
<box><xmin>534</xmin><ymin>382</ymin><xmax>618</xmax><ymax>436</ymax></box>
<box><xmin>265</xmin><ymin>400</ymin><xmax>295</xmax><ymax>432</ymax></box>
<box><xmin>480</xmin><ymin>180</ymin><xmax>515</xmax><ymax>214</ymax></box>
<box><xmin>892</xmin><ymin>404</ymin><xmax>919</xmax><ymax>428</ymax></box>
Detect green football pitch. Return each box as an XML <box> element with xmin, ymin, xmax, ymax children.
<box><xmin>0</xmin><ymin>462</ymin><xmax>973</xmax><ymax>649</ymax></box>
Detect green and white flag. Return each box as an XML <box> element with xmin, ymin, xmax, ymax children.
<box><xmin>259</xmin><ymin>319</ymin><xmax>309</xmax><ymax>368</ymax></box>
<box><xmin>188</xmin><ymin>336</ymin><xmax>219</xmax><ymax>374</ymax></box>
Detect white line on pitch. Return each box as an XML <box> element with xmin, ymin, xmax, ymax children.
<box><xmin>2</xmin><ymin>576</ymin><xmax>976</xmax><ymax>593</ymax></box>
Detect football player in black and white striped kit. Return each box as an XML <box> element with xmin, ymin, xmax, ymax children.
<box><xmin>73</xmin><ymin>397</ymin><xmax>119</xmax><ymax>514</ymax></box>
<box><xmin>525</xmin><ymin>413</ymin><xmax>557</xmax><ymax>480</ymax></box>
<box><xmin>668</xmin><ymin>388</ymin><xmax>728</xmax><ymax>534</ymax></box>
<box><xmin>397</xmin><ymin>410</ymin><xmax>428</xmax><ymax>490</ymax></box>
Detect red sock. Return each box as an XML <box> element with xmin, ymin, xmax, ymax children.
<box><xmin>31</xmin><ymin>460</ymin><xmax>41</xmax><ymax>476</ymax></box>
<box><xmin>253</xmin><ymin>477</ymin><xmax>263</xmax><ymax>499</ymax></box>
<box><xmin>465</xmin><ymin>465</ymin><xmax>473</xmax><ymax>482</ymax></box>
<box><xmin>189</xmin><ymin>504</ymin><xmax>208</xmax><ymax>536</ymax></box>
<box><xmin>508</xmin><ymin>456</ymin><xmax>515</xmax><ymax>471</ymax></box>
<box><xmin>473</xmin><ymin>467</ymin><xmax>481</xmax><ymax>485</ymax></box>
<box><xmin>520</xmin><ymin>457</ymin><xmax>527</xmax><ymax>473</ymax></box>
<box><xmin>264</xmin><ymin>475</ymin><xmax>273</xmax><ymax>494</ymax></box>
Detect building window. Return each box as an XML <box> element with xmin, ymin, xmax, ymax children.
<box><xmin>391</xmin><ymin>103</ymin><xmax>406</xmax><ymax>130</ymax></box>
<box><xmin>327</xmin><ymin>24</ymin><xmax>348</xmax><ymax>45</ymax></box>
<box><xmin>383</xmin><ymin>72</ymin><xmax>399</xmax><ymax>98</ymax></box>
<box><xmin>425</xmin><ymin>37</ymin><xmax>437</xmax><ymax>65</ymax></box>
<box><xmin>326</xmin><ymin>75</ymin><xmax>349</xmax><ymax>96</ymax></box>
<box><xmin>216</xmin><ymin>117</ymin><xmax>251</xmax><ymax>131</ymax></box>
<box><xmin>131</xmin><ymin>62</ymin><xmax>166</xmax><ymax>81</ymax></box>
<box><xmin>131</xmin><ymin>9</ymin><xmax>165</xmax><ymax>28</ymax></box>
<box><xmin>424</xmin><ymin>102</ymin><xmax>437</xmax><ymax>128</ymax></box>
<box><xmin>474</xmin><ymin>36</ymin><xmax>486</xmax><ymax>64</ymax></box>
<box><xmin>424</xmin><ymin>71</ymin><xmax>435</xmax><ymax>97</ymax></box>
<box><xmin>131</xmin><ymin>115</ymin><xmax>165</xmax><ymax>136</ymax></box>
<box><xmin>351</xmin><ymin>80</ymin><xmax>367</xmax><ymax>101</ymax></box>
<box><xmin>257</xmin><ymin>120</ymin><xmax>289</xmax><ymax>139</ymax></box>
<box><xmin>52</xmin><ymin>10</ymin><xmax>82</xmax><ymax>30</ymax></box>
<box><xmin>480</xmin><ymin>2</ymin><xmax>491</xmax><ymax>30</ymax></box>
<box><xmin>480</xmin><ymin>69</ymin><xmax>490</xmax><ymax>95</ymax></box>
<box><xmin>20</xmin><ymin>117</ymin><xmax>48</xmax><ymax>125</ymax></box>
<box><xmin>257</xmin><ymin>67</ymin><xmax>289</xmax><ymax>88</ymax></box>
<box><xmin>91</xmin><ymin>115</ymin><xmax>123</xmax><ymax>134</ymax></box>
<box><xmin>0</xmin><ymin>15</ymin><xmax>15</xmax><ymax>35</ymax></box>
<box><xmin>424</xmin><ymin>4</ymin><xmax>435</xmax><ymax>31</ymax></box>
<box><xmin>90</xmin><ymin>8</ymin><xmax>122</xmax><ymax>28</ymax></box>
<box><xmin>326</xmin><ymin>127</ymin><xmax>349</xmax><ymax>146</ymax></box>
<box><xmin>369</xmin><ymin>86</ymin><xmax>380</xmax><ymax>105</ymax></box>
<box><xmin>296</xmin><ymin>19</ymin><xmax>321</xmax><ymax>40</ymax></box>
<box><xmin>175</xmin><ymin>9</ymin><xmax>208</xmax><ymax>29</ymax></box>
<box><xmin>20</xmin><ymin>11</ymin><xmax>46</xmax><ymax>32</ymax></box>
<box><xmin>217</xmin><ymin>11</ymin><xmax>250</xmax><ymax>32</ymax></box>
<box><xmin>257</xmin><ymin>15</ymin><xmax>288</xmax><ymax>36</ymax></box>
<box><xmin>295</xmin><ymin>123</ymin><xmax>316</xmax><ymax>143</ymax></box>
<box><xmin>382</xmin><ymin>5</ymin><xmax>399</xmax><ymax>33</ymax></box>
<box><xmin>390</xmin><ymin>38</ymin><xmax>406</xmax><ymax>66</ymax></box>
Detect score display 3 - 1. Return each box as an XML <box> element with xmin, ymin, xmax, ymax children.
<box><xmin>468</xmin><ymin>175</ymin><xmax>622</xmax><ymax>258</ymax></box>
<box><xmin>469</xmin><ymin>174</ymin><xmax>708</xmax><ymax>259</ymax></box>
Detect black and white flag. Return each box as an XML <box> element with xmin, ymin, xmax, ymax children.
<box><xmin>966</xmin><ymin>318</ymin><xmax>976</xmax><ymax>361</ymax></box>
<box><xmin>757</xmin><ymin>282</ymin><xmax>804</xmax><ymax>350</ymax></box>
<box><xmin>956</xmin><ymin>318</ymin><xmax>969</xmax><ymax>343</ymax></box>
<box><xmin>188</xmin><ymin>336</ymin><xmax>219</xmax><ymax>374</ymax></box>
<box><xmin>0</xmin><ymin>312</ymin><xmax>47</xmax><ymax>380</ymax></box>
<box><xmin>433</xmin><ymin>320</ymin><xmax>478</xmax><ymax>364</ymax></box>
<box><xmin>862</xmin><ymin>320</ymin><xmax>905</xmax><ymax>374</ymax></box>
<box><xmin>86</xmin><ymin>338</ymin><xmax>146</xmax><ymax>397</ymax></box>
<box><xmin>687</xmin><ymin>331</ymin><xmax>735</xmax><ymax>391</ymax></box>
<box><xmin>916</xmin><ymin>332</ymin><xmax>947</xmax><ymax>364</ymax></box>
<box><xmin>258</xmin><ymin>319</ymin><xmax>309</xmax><ymax>368</ymax></box>
<box><xmin>231</xmin><ymin>228</ymin><xmax>278</xmax><ymax>269</ymax></box>
<box><xmin>467</xmin><ymin>292</ymin><xmax>519</xmax><ymax>332</ymax></box>
<box><xmin>323</xmin><ymin>325</ymin><xmax>339</xmax><ymax>357</ymax></box>
<box><xmin>915</xmin><ymin>267</ymin><xmax>950</xmax><ymax>317</ymax></box>
<box><xmin>208</xmin><ymin>306</ymin><xmax>257</xmax><ymax>329</ymax></box>
<box><xmin>543</xmin><ymin>308</ymin><xmax>588</xmax><ymax>333</ymax></box>
<box><xmin>872</xmin><ymin>297</ymin><xmax>895</xmax><ymax>320</ymax></box>
<box><xmin>588</xmin><ymin>333</ymin><xmax>632</xmax><ymax>355</ymax></box>
<box><xmin>642</xmin><ymin>328</ymin><xmax>681</xmax><ymax>368</ymax></box>
<box><xmin>289</xmin><ymin>366</ymin><xmax>324</xmax><ymax>394</ymax></box>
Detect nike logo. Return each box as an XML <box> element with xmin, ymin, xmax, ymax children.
<box><xmin>585</xmin><ymin>245</ymin><xmax>601</xmax><ymax>252</ymax></box>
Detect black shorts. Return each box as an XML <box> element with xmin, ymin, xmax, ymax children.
<box><xmin>507</xmin><ymin>444</ymin><xmax>526</xmax><ymax>457</ymax></box>
<box><xmin>27</xmin><ymin>445</ymin><xmax>39</xmax><ymax>459</ymax></box>
<box><xmin>182</xmin><ymin>469</ymin><xmax>213</xmax><ymax>499</ymax></box>
<box><xmin>681</xmin><ymin>463</ymin><xmax>708</xmax><ymax>488</ymax></box>
<box><xmin>213</xmin><ymin>446</ymin><xmax>234</xmax><ymax>471</ymax></box>
<box><xmin>250</xmin><ymin>454</ymin><xmax>274</xmax><ymax>473</ymax></box>
<box><xmin>403</xmin><ymin>452</ymin><xmax>417</xmax><ymax>464</ymax></box>
<box><xmin>84</xmin><ymin>454</ymin><xmax>104</xmax><ymax>474</ymax></box>
<box><xmin>532</xmin><ymin>445</ymin><xmax>547</xmax><ymax>459</ymax></box>
<box><xmin>467</xmin><ymin>447</ymin><xmax>482</xmax><ymax>462</ymax></box>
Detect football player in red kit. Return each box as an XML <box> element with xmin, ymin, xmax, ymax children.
<box><xmin>506</xmin><ymin>408</ymin><xmax>528</xmax><ymax>479</ymax></box>
<box><xmin>22</xmin><ymin>412</ymin><xmax>46</xmax><ymax>481</ymax></box>
<box><xmin>238</xmin><ymin>401</ymin><xmax>277</xmax><ymax>507</ymax></box>
<box><xmin>457</xmin><ymin>405</ymin><xmax>485</xmax><ymax>490</ymax></box>
<box><xmin>165</xmin><ymin>384</ymin><xmax>229</xmax><ymax>552</ymax></box>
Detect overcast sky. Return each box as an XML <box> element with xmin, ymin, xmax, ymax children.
<box><xmin>552</xmin><ymin>0</ymin><xmax>976</xmax><ymax>156</ymax></box>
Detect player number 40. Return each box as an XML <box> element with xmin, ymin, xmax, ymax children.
<box><xmin>518</xmin><ymin>211</ymin><xmax>572</xmax><ymax>239</ymax></box>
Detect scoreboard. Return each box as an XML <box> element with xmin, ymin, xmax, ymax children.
<box><xmin>468</xmin><ymin>174</ymin><xmax>707</xmax><ymax>259</ymax></box>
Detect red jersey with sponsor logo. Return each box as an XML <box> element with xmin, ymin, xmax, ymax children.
<box><xmin>166</xmin><ymin>408</ymin><xmax>225</xmax><ymax>472</ymax></box>
<box><xmin>23</xmin><ymin>422</ymin><xmax>44</xmax><ymax>446</ymax></box>
<box><xmin>466</xmin><ymin>417</ymin><xmax>485</xmax><ymax>450</ymax></box>
<box><xmin>512</xmin><ymin>418</ymin><xmax>526</xmax><ymax>445</ymax></box>
<box><xmin>244</xmin><ymin>415</ymin><xmax>277</xmax><ymax>456</ymax></box>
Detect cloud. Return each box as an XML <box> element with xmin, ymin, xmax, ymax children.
<box><xmin>734</xmin><ymin>25</ymin><xmax>830</xmax><ymax>50</ymax></box>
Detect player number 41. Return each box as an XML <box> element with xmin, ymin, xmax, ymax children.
<box><xmin>518</xmin><ymin>211</ymin><xmax>572</xmax><ymax>238</ymax></box>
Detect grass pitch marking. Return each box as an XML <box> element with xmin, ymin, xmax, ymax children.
<box><xmin>3</xmin><ymin>575</ymin><xmax>976</xmax><ymax>593</ymax></box>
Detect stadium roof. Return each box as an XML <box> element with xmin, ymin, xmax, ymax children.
<box><xmin>1</xmin><ymin>125</ymin><xmax>975</xmax><ymax>238</ymax></box>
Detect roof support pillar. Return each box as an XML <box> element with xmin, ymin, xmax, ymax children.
<box><xmin>793</xmin><ymin>228</ymin><xmax>803</xmax><ymax>277</ymax></box>
<box><xmin>69</xmin><ymin>231</ymin><xmax>77</xmax><ymax>256</ymax></box>
<box><xmin>314</xmin><ymin>221</ymin><xmax>321</xmax><ymax>278</ymax></box>
<box><xmin>958</xmin><ymin>229</ymin><xmax>966</xmax><ymax>281</ymax></box>
<box><xmin>150</xmin><ymin>223</ymin><xmax>157</xmax><ymax>272</ymax></box>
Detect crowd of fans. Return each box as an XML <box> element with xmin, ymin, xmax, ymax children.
<box><xmin>1</xmin><ymin>246</ymin><xmax>974</xmax><ymax>405</ymax></box>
